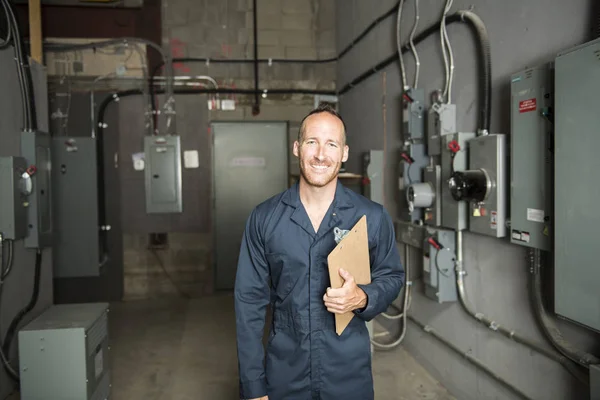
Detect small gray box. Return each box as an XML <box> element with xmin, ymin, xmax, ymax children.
<box><xmin>0</xmin><ymin>156</ymin><xmax>28</xmax><ymax>240</ymax></box>
<box><xmin>400</xmin><ymin>88</ymin><xmax>428</xmax><ymax>223</ymax></box>
<box><xmin>510</xmin><ymin>65</ymin><xmax>553</xmax><ymax>250</ymax></box>
<box><xmin>18</xmin><ymin>303</ymin><xmax>111</xmax><ymax>400</ymax></box>
<box><xmin>423</xmin><ymin>228</ymin><xmax>456</xmax><ymax>303</ymax></box>
<box><xmin>428</xmin><ymin>103</ymin><xmax>456</xmax><ymax>156</ymax></box>
<box><xmin>21</xmin><ymin>130</ymin><xmax>53</xmax><ymax>249</ymax></box>
<box><xmin>364</xmin><ymin>150</ymin><xmax>384</xmax><ymax>205</ymax></box>
<box><xmin>441</xmin><ymin>132</ymin><xmax>475</xmax><ymax>231</ymax></box>
<box><xmin>554</xmin><ymin>38</ymin><xmax>600</xmax><ymax>332</ymax></box>
<box><xmin>423</xmin><ymin>165</ymin><xmax>441</xmax><ymax>227</ymax></box>
<box><xmin>145</xmin><ymin>135</ymin><xmax>182</xmax><ymax>214</ymax></box>
<box><xmin>51</xmin><ymin>137</ymin><xmax>101</xmax><ymax>277</ymax></box>
<box><xmin>467</xmin><ymin>134</ymin><xmax>507</xmax><ymax>238</ymax></box>
<box><xmin>395</xmin><ymin>220</ymin><xmax>426</xmax><ymax>249</ymax></box>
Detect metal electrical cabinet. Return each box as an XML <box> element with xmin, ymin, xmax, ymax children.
<box><xmin>423</xmin><ymin>228</ymin><xmax>456</xmax><ymax>303</ymax></box>
<box><xmin>554</xmin><ymin>38</ymin><xmax>600</xmax><ymax>332</ymax></box>
<box><xmin>18</xmin><ymin>303</ymin><xmax>111</xmax><ymax>400</ymax></box>
<box><xmin>144</xmin><ymin>135</ymin><xmax>182</xmax><ymax>214</ymax></box>
<box><xmin>510</xmin><ymin>65</ymin><xmax>553</xmax><ymax>250</ymax></box>
<box><xmin>51</xmin><ymin>137</ymin><xmax>101</xmax><ymax>277</ymax></box>
<box><xmin>0</xmin><ymin>156</ymin><xmax>28</xmax><ymax>240</ymax></box>
<box><xmin>212</xmin><ymin>122</ymin><xmax>289</xmax><ymax>290</ymax></box>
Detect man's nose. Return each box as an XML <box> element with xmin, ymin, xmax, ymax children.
<box><xmin>316</xmin><ymin>145</ymin><xmax>326</xmax><ymax>160</ymax></box>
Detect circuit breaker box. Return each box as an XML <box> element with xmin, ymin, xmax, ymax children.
<box><xmin>554</xmin><ymin>38</ymin><xmax>600</xmax><ymax>332</ymax></box>
<box><xmin>18</xmin><ymin>303</ymin><xmax>111</xmax><ymax>400</ymax></box>
<box><xmin>51</xmin><ymin>137</ymin><xmax>101</xmax><ymax>277</ymax></box>
<box><xmin>0</xmin><ymin>156</ymin><xmax>28</xmax><ymax>240</ymax></box>
<box><xmin>145</xmin><ymin>135</ymin><xmax>182</xmax><ymax>214</ymax></box>
<box><xmin>510</xmin><ymin>65</ymin><xmax>553</xmax><ymax>250</ymax></box>
<box><xmin>440</xmin><ymin>132</ymin><xmax>475</xmax><ymax>231</ymax></box>
<box><xmin>21</xmin><ymin>130</ymin><xmax>53</xmax><ymax>248</ymax></box>
<box><xmin>400</xmin><ymin>88</ymin><xmax>428</xmax><ymax>223</ymax></box>
<box><xmin>427</xmin><ymin>102</ymin><xmax>456</xmax><ymax>156</ymax></box>
<box><xmin>423</xmin><ymin>228</ymin><xmax>456</xmax><ymax>303</ymax></box>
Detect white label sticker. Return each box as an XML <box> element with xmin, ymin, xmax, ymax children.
<box><xmin>94</xmin><ymin>348</ymin><xmax>103</xmax><ymax>379</ymax></box>
<box><xmin>423</xmin><ymin>256</ymin><xmax>430</xmax><ymax>273</ymax></box>
<box><xmin>512</xmin><ymin>231</ymin><xmax>521</xmax><ymax>240</ymax></box>
<box><xmin>230</xmin><ymin>157</ymin><xmax>266</xmax><ymax>168</ymax></box>
<box><xmin>490</xmin><ymin>211</ymin><xmax>498</xmax><ymax>229</ymax></box>
<box><xmin>521</xmin><ymin>232</ymin><xmax>530</xmax><ymax>243</ymax></box>
<box><xmin>184</xmin><ymin>150</ymin><xmax>199</xmax><ymax>168</ymax></box>
<box><xmin>527</xmin><ymin>208</ymin><xmax>545</xmax><ymax>223</ymax></box>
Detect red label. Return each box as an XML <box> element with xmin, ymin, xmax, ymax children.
<box><xmin>519</xmin><ymin>98</ymin><xmax>537</xmax><ymax>113</ymax></box>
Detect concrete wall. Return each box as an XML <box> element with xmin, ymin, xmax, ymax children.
<box><xmin>0</xmin><ymin>49</ymin><xmax>54</xmax><ymax>399</ymax></box>
<box><xmin>336</xmin><ymin>1</ymin><xmax>599</xmax><ymax>399</ymax></box>
<box><xmin>120</xmin><ymin>0</ymin><xmax>336</xmax><ymax>300</ymax></box>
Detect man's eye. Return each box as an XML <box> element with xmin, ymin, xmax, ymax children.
<box><xmin>329</xmin><ymin>143</ymin><xmax>338</xmax><ymax>148</ymax></box>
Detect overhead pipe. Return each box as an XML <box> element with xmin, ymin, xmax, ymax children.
<box><xmin>252</xmin><ymin>0</ymin><xmax>260</xmax><ymax>115</ymax></box>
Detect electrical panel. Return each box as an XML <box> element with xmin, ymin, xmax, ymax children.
<box><xmin>427</xmin><ymin>102</ymin><xmax>456</xmax><ymax>156</ymax></box>
<box><xmin>0</xmin><ymin>157</ymin><xmax>29</xmax><ymax>240</ymax></box>
<box><xmin>406</xmin><ymin>165</ymin><xmax>441</xmax><ymax>227</ymax></box>
<box><xmin>145</xmin><ymin>135</ymin><xmax>183</xmax><ymax>214</ymax></box>
<box><xmin>440</xmin><ymin>132</ymin><xmax>475</xmax><ymax>231</ymax></box>
<box><xmin>400</xmin><ymin>88</ymin><xmax>428</xmax><ymax>223</ymax></box>
<box><xmin>449</xmin><ymin>134</ymin><xmax>507</xmax><ymax>238</ymax></box>
<box><xmin>20</xmin><ymin>130</ymin><xmax>53</xmax><ymax>249</ymax></box>
<box><xmin>51</xmin><ymin>137</ymin><xmax>101</xmax><ymax>278</ymax></box>
<box><xmin>554</xmin><ymin>38</ymin><xmax>600</xmax><ymax>332</ymax></box>
<box><xmin>363</xmin><ymin>150</ymin><xmax>384</xmax><ymax>205</ymax></box>
<box><xmin>423</xmin><ymin>228</ymin><xmax>456</xmax><ymax>303</ymax></box>
<box><xmin>510</xmin><ymin>65</ymin><xmax>553</xmax><ymax>250</ymax></box>
<box><xmin>395</xmin><ymin>220</ymin><xmax>426</xmax><ymax>249</ymax></box>
<box><xmin>18</xmin><ymin>303</ymin><xmax>111</xmax><ymax>400</ymax></box>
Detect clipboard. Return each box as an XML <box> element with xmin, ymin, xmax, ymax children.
<box><xmin>327</xmin><ymin>215</ymin><xmax>371</xmax><ymax>335</ymax></box>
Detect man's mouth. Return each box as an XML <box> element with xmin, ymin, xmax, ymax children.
<box><xmin>310</xmin><ymin>164</ymin><xmax>330</xmax><ymax>171</ymax></box>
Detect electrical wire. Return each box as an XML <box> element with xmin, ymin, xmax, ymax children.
<box><xmin>0</xmin><ymin>0</ymin><xmax>11</xmax><ymax>50</ymax></box>
<box><xmin>408</xmin><ymin>0</ymin><xmax>420</xmax><ymax>88</ymax></box>
<box><xmin>396</xmin><ymin>0</ymin><xmax>407</xmax><ymax>89</ymax></box>
<box><xmin>441</xmin><ymin>0</ymin><xmax>455</xmax><ymax>102</ymax></box>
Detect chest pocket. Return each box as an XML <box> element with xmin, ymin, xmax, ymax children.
<box><xmin>266</xmin><ymin>253</ymin><xmax>305</xmax><ymax>301</ymax></box>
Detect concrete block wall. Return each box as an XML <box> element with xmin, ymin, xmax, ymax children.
<box><xmin>121</xmin><ymin>0</ymin><xmax>336</xmax><ymax>300</ymax></box>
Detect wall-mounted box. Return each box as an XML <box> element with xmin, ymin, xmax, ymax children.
<box><xmin>427</xmin><ymin>102</ymin><xmax>456</xmax><ymax>156</ymax></box>
<box><xmin>144</xmin><ymin>135</ymin><xmax>182</xmax><ymax>214</ymax></box>
<box><xmin>448</xmin><ymin>134</ymin><xmax>507</xmax><ymax>238</ymax></box>
<box><xmin>395</xmin><ymin>220</ymin><xmax>426</xmax><ymax>249</ymax></box>
<box><xmin>21</xmin><ymin>130</ymin><xmax>53</xmax><ymax>249</ymax></box>
<box><xmin>423</xmin><ymin>227</ymin><xmax>456</xmax><ymax>303</ymax></box>
<box><xmin>0</xmin><ymin>157</ymin><xmax>28</xmax><ymax>240</ymax></box>
<box><xmin>440</xmin><ymin>132</ymin><xmax>475</xmax><ymax>231</ymax></box>
<box><xmin>406</xmin><ymin>165</ymin><xmax>441</xmax><ymax>227</ymax></box>
<box><xmin>363</xmin><ymin>150</ymin><xmax>384</xmax><ymax>205</ymax></box>
<box><xmin>554</xmin><ymin>38</ymin><xmax>600</xmax><ymax>332</ymax></box>
<box><xmin>52</xmin><ymin>137</ymin><xmax>101</xmax><ymax>278</ymax></box>
<box><xmin>510</xmin><ymin>65</ymin><xmax>553</xmax><ymax>251</ymax></box>
<box><xmin>400</xmin><ymin>88</ymin><xmax>428</xmax><ymax>223</ymax></box>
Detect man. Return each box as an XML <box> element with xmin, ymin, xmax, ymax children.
<box><xmin>234</xmin><ymin>104</ymin><xmax>405</xmax><ymax>400</ymax></box>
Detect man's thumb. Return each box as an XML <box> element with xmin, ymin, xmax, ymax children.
<box><xmin>339</xmin><ymin>268</ymin><xmax>353</xmax><ymax>284</ymax></box>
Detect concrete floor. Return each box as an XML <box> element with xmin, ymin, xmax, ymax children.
<box><xmin>8</xmin><ymin>294</ymin><xmax>455</xmax><ymax>400</ymax></box>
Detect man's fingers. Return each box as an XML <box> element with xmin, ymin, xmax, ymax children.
<box><xmin>325</xmin><ymin>287</ymin><xmax>347</xmax><ymax>298</ymax></box>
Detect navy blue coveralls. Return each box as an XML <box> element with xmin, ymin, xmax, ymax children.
<box><xmin>234</xmin><ymin>181</ymin><xmax>405</xmax><ymax>400</ymax></box>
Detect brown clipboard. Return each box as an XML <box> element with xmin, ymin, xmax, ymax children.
<box><xmin>327</xmin><ymin>215</ymin><xmax>371</xmax><ymax>335</ymax></box>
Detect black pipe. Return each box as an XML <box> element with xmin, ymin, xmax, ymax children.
<box><xmin>2</xmin><ymin>250</ymin><xmax>42</xmax><ymax>382</ymax></box>
<box><xmin>252</xmin><ymin>0</ymin><xmax>260</xmax><ymax>115</ymax></box>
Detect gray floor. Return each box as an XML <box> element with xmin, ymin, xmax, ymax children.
<box><xmin>104</xmin><ymin>293</ymin><xmax>454</xmax><ymax>400</ymax></box>
<box><xmin>8</xmin><ymin>294</ymin><xmax>455</xmax><ymax>400</ymax></box>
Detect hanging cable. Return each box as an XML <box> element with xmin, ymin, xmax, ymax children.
<box><xmin>396</xmin><ymin>0</ymin><xmax>408</xmax><ymax>89</ymax></box>
<box><xmin>408</xmin><ymin>0</ymin><xmax>421</xmax><ymax>88</ymax></box>
<box><xmin>441</xmin><ymin>0</ymin><xmax>455</xmax><ymax>102</ymax></box>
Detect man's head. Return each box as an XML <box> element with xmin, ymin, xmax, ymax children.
<box><xmin>293</xmin><ymin>104</ymin><xmax>349</xmax><ymax>188</ymax></box>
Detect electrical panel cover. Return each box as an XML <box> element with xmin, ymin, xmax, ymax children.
<box><xmin>145</xmin><ymin>135</ymin><xmax>183</xmax><ymax>214</ymax></box>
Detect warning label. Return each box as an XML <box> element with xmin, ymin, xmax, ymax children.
<box><xmin>519</xmin><ymin>98</ymin><xmax>537</xmax><ymax>113</ymax></box>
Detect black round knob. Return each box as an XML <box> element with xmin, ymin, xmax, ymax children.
<box><xmin>448</xmin><ymin>170</ymin><xmax>488</xmax><ymax>202</ymax></box>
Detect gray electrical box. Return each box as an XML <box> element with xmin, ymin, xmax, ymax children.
<box><xmin>591</xmin><ymin>364</ymin><xmax>600</xmax><ymax>400</ymax></box>
<box><xmin>21</xmin><ymin>130</ymin><xmax>53</xmax><ymax>248</ymax></box>
<box><xmin>465</xmin><ymin>134</ymin><xmax>507</xmax><ymax>238</ymax></box>
<box><xmin>51</xmin><ymin>137</ymin><xmax>101</xmax><ymax>277</ymax></box>
<box><xmin>428</xmin><ymin>102</ymin><xmax>456</xmax><ymax>156</ymax></box>
<box><xmin>400</xmin><ymin>88</ymin><xmax>428</xmax><ymax>223</ymax></box>
<box><xmin>423</xmin><ymin>228</ymin><xmax>456</xmax><ymax>303</ymax></box>
<box><xmin>510</xmin><ymin>65</ymin><xmax>553</xmax><ymax>250</ymax></box>
<box><xmin>395</xmin><ymin>220</ymin><xmax>426</xmax><ymax>249</ymax></box>
<box><xmin>18</xmin><ymin>303</ymin><xmax>111</xmax><ymax>400</ymax></box>
<box><xmin>554</xmin><ymin>38</ymin><xmax>600</xmax><ymax>332</ymax></box>
<box><xmin>423</xmin><ymin>165</ymin><xmax>441</xmax><ymax>226</ymax></box>
<box><xmin>145</xmin><ymin>135</ymin><xmax>182</xmax><ymax>214</ymax></box>
<box><xmin>440</xmin><ymin>132</ymin><xmax>475</xmax><ymax>231</ymax></box>
<box><xmin>364</xmin><ymin>150</ymin><xmax>384</xmax><ymax>205</ymax></box>
<box><xmin>0</xmin><ymin>156</ymin><xmax>28</xmax><ymax>240</ymax></box>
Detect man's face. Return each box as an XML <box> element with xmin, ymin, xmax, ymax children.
<box><xmin>293</xmin><ymin>112</ymin><xmax>349</xmax><ymax>188</ymax></box>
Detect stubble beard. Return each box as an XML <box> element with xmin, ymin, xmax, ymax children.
<box><xmin>299</xmin><ymin>155</ymin><xmax>342</xmax><ymax>188</ymax></box>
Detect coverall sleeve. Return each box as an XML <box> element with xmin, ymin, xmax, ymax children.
<box><xmin>234</xmin><ymin>208</ymin><xmax>270</xmax><ymax>399</ymax></box>
<box><xmin>354</xmin><ymin>207</ymin><xmax>405</xmax><ymax>322</ymax></box>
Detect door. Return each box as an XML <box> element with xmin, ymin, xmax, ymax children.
<box><xmin>212</xmin><ymin>122</ymin><xmax>289</xmax><ymax>290</ymax></box>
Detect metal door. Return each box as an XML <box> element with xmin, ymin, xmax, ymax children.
<box><xmin>212</xmin><ymin>122</ymin><xmax>289</xmax><ymax>290</ymax></box>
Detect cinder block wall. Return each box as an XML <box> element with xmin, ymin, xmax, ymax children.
<box><xmin>122</xmin><ymin>0</ymin><xmax>336</xmax><ymax>300</ymax></box>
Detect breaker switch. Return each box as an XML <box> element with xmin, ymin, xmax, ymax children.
<box><xmin>402</xmin><ymin>92</ymin><xmax>413</xmax><ymax>104</ymax></box>
<box><xmin>25</xmin><ymin>165</ymin><xmax>37</xmax><ymax>176</ymax></box>
<box><xmin>401</xmin><ymin>153</ymin><xmax>415</xmax><ymax>164</ymax></box>
<box><xmin>427</xmin><ymin>236</ymin><xmax>443</xmax><ymax>250</ymax></box>
<box><xmin>447</xmin><ymin>140</ymin><xmax>461</xmax><ymax>153</ymax></box>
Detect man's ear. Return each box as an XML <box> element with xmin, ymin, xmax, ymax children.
<box><xmin>342</xmin><ymin>145</ymin><xmax>349</xmax><ymax>162</ymax></box>
<box><xmin>293</xmin><ymin>141</ymin><xmax>300</xmax><ymax>158</ymax></box>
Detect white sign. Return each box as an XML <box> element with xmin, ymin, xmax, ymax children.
<box><xmin>184</xmin><ymin>150</ymin><xmax>199</xmax><ymax>168</ymax></box>
<box><xmin>230</xmin><ymin>157</ymin><xmax>266</xmax><ymax>168</ymax></box>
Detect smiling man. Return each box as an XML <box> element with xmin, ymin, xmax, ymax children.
<box><xmin>234</xmin><ymin>104</ymin><xmax>405</xmax><ymax>400</ymax></box>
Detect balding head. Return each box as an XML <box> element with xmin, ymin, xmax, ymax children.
<box><xmin>298</xmin><ymin>104</ymin><xmax>347</xmax><ymax>145</ymax></box>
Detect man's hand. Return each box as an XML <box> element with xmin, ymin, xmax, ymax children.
<box><xmin>323</xmin><ymin>268</ymin><xmax>367</xmax><ymax>314</ymax></box>
<box><xmin>248</xmin><ymin>397</ymin><xmax>268</xmax><ymax>400</ymax></box>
